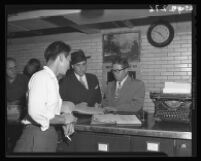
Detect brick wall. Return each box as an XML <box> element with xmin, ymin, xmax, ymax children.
<box><xmin>7</xmin><ymin>21</ymin><xmax>192</xmax><ymax>113</ymax></box>
<box><xmin>141</xmin><ymin>30</ymin><xmax>192</xmax><ymax>112</ymax></box>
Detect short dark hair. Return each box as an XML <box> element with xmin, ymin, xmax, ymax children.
<box><xmin>112</xmin><ymin>56</ymin><xmax>129</xmax><ymax>68</ymax></box>
<box><xmin>23</xmin><ymin>58</ymin><xmax>41</xmax><ymax>76</ymax></box>
<box><xmin>44</xmin><ymin>41</ymin><xmax>71</xmax><ymax>62</ymax></box>
<box><xmin>27</xmin><ymin>58</ymin><xmax>41</xmax><ymax>66</ymax></box>
<box><xmin>7</xmin><ymin>57</ymin><xmax>16</xmax><ymax>63</ymax></box>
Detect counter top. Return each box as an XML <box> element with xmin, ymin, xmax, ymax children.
<box><xmin>74</xmin><ymin>113</ymin><xmax>192</xmax><ymax>140</ymax></box>
<box><xmin>7</xmin><ymin>113</ymin><xmax>192</xmax><ymax>140</ymax></box>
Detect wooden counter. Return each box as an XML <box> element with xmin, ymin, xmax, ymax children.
<box><xmin>7</xmin><ymin>113</ymin><xmax>192</xmax><ymax>156</ymax></box>
<box><xmin>74</xmin><ymin>113</ymin><xmax>191</xmax><ymax>140</ymax></box>
<box><xmin>56</xmin><ymin>113</ymin><xmax>192</xmax><ymax>156</ymax></box>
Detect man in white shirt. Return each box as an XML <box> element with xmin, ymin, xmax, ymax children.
<box><xmin>13</xmin><ymin>41</ymin><xmax>77</xmax><ymax>152</ymax></box>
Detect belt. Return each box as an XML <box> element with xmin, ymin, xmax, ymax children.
<box><xmin>25</xmin><ymin>124</ymin><xmax>41</xmax><ymax>128</ymax></box>
<box><xmin>25</xmin><ymin>124</ymin><xmax>55</xmax><ymax>128</ymax></box>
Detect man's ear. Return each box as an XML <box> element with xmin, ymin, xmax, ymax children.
<box><xmin>59</xmin><ymin>54</ymin><xmax>65</xmax><ymax>62</ymax></box>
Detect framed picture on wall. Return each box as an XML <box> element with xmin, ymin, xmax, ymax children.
<box><xmin>103</xmin><ymin>31</ymin><xmax>141</xmax><ymax>62</ymax></box>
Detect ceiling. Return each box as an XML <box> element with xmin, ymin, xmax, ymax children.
<box><xmin>6</xmin><ymin>6</ymin><xmax>193</xmax><ymax>39</ymax></box>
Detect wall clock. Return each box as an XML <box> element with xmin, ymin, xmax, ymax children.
<box><xmin>147</xmin><ymin>20</ymin><xmax>174</xmax><ymax>47</ymax></box>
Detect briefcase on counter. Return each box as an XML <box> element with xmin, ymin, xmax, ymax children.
<box><xmin>150</xmin><ymin>92</ymin><xmax>192</xmax><ymax>124</ymax></box>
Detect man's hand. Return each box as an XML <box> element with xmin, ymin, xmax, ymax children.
<box><xmin>62</xmin><ymin>123</ymin><xmax>74</xmax><ymax>137</ymax></box>
<box><xmin>75</xmin><ymin>102</ymin><xmax>88</xmax><ymax>108</ymax></box>
<box><xmin>103</xmin><ymin>106</ymin><xmax>117</xmax><ymax>113</ymax></box>
<box><xmin>94</xmin><ymin>103</ymin><xmax>102</xmax><ymax>109</ymax></box>
<box><xmin>61</xmin><ymin>113</ymin><xmax>77</xmax><ymax>124</ymax></box>
<box><xmin>61</xmin><ymin>101</ymin><xmax>75</xmax><ymax>113</ymax></box>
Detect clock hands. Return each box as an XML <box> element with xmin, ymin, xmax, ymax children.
<box><xmin>153</xmin><ymin>31</ymin><xmax>165</xmax><ymax>39</ymax></box>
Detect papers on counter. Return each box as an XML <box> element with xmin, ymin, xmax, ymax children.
<box><xmin>61</xmin><ymin>101</ymin><xmax>104</xmax><ymax>115</ymax></box>
<box><xmin>91</xmin><ymin>114</ymin><xmax>142</xmax><ymax>125</ymax></box>
<box><xmin>163</xmin><ymin>82</ymin><xmax>191</xmax><ymax>94</ymax></box>
<box><xmin>61</xmin><ymin>101</ymin><xmax>142</xmax><ymax>126</ymax></box>
<box><xmin>73</xmin><ymin>106</ymin><xmax>104</xmax><ymax>115</ymax></box>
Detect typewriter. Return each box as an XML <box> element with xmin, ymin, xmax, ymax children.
<box><xmin>150</xmin><ymin>92</ymin><xmax>192</xmax><ymax>124</ymax></box>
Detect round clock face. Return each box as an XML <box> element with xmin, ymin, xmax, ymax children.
<box><xmin>147</xmin><ymin>21</ymin><xmax>174</xmax><ymax>47</ymax></box>
<box><xmin>151</xmin><ymin>25</ymin><xmax>170</xmax><ymax>43</ymax></box>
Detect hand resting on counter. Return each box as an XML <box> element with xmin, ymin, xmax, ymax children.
<box><xmin>61</xmin><ymin>101</ymin><xmax>75</xmax><ymax>113</ymax></box>
<box><xmin>103</xmin><ymin>106</ymin><xmax>118</xmax><ymax>113</ymax></box>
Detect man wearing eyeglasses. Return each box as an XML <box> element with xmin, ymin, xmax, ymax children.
<box><xmin>102</xmin><ymin>56</ymin><xmax>145</xmax><ymax>114</ymax></box>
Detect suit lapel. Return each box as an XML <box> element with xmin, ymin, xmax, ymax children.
<box><xmin>72</xmin><ymin>72</ymin><xmax>86</xmax><ymax>89</ymax></box>
<box><xmin>118</xmin><ymin>76</ymin><xmax>132</xmax><ymax>97</ymax></box>
<box><xmin>111</xmin><ymin>81</ymin><xmax>117</xmax><ymax>99</ymax></box>
<box><xmin>73</xmin><ymin>72</ymin><xmax>90</xmax><ymax>90</ymax></box>
<box><xmin>85</xmin><ymin>74</ymin><xmax>91</xmax><ymax>90</ymax></box>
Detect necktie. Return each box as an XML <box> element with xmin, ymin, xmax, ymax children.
<box><xmin>114</xmin><ymin>81</ymin><xmax>121</xmax><ymax>100</ymax></box>
<box><xmin>80</xmin><ymin>76</ymin><xmax>88</xmax><ymax>89</ymax></box>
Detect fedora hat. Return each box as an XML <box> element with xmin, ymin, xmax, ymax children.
<box><xmin>71</xmin><ymin>50</ymin><xmax>91</xmax><ymax>65</ymax></box>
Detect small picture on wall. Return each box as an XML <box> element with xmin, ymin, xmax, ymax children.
<box><xmin>103</xmin><ymin>31</ymin><xmax>140</xmax><ymax>62</ymax></box>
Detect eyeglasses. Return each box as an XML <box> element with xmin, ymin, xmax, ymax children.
<box><xmin>112</xmin><ymin>67</ymin><xmax>127</xmax><ymax>73</ymax></box>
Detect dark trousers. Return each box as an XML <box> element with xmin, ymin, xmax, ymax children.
<box><xmin>13</xmin><ymin>124</ymin><xmax>58</xmax><ymax>152</ymax></box>
<box><xmin>7</xmin><ymin>124</ymin><xmax>23</xmax><ymax>153</ymax></box>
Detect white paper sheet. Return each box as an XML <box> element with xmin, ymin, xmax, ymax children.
<box><xmin>163</xmin><ymin>82</ymin><xmax>191</xmax><ymax>94</ymax></box>
<box><xmin>73</xmin><ymin>106</ymin><xmax>104</xmax><ymax>115</ymax></box>
<box><xmin>91</xmin><ymin>114</ymin><xmax>142</xmax><ymax>125</ymax></box>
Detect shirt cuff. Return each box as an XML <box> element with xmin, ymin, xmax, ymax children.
<box><xmin>40</xmin><ymin>112</ymin><xmax>54</xmax><ymax>131</ymax></box>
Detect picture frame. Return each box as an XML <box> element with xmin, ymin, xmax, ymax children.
<box><xmin>103</xmin><ymin>31</ymin><xmax>141</xmax><ymax>62</ymax></box>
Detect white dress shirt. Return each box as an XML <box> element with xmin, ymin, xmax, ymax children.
<box><xmin>27</xmin><ymin>66</ymin><xmax>62</xmax><ymax>131</ymax></box>
<box><xmin>74</xmin><ymin>72</ymin><xmax>89</xmax><ymax>89</ymax></box>
<box><xmin>114</xmin><ymin>75</ymin><xmax>128</xmax><ymax>100</ymax></box>
<box><xmin>116</xmin><ymin>74</ymin><xmax>128</xmax><ymax>90</ymax></box>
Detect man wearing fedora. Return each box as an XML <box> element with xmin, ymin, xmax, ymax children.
<box><xmin>59</xmin><ymin>49</ymin><xmax>102</xmax><ymax>108</ymax></box>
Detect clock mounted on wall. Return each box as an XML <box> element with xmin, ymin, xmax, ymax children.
<box><xmin>147</xmin><ymin>20</ymin><xmax>174</xmax><ymax>47</ymax></box>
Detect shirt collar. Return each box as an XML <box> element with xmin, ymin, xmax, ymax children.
<box><xmin>43</xmin><ymin>66</ymin><xmax>57</xmax><ymax>80</ymax></box>
<box><xmin>74</xmin><ymin>72</ymin><xmax>86</xmax><ymax>81</ymax></box>
<box><xmin>116</xmin><ymin>74</ymin><xmax>128</xmax><ymax>87</ymax></box>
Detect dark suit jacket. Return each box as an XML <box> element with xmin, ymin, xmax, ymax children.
<box><xmin>102</xmin><ymin>76</ymin><xmax>145</xmax><ymax>112</ymax></box>
<box><xmin>59</xmin><ymin>71</ymin><xmax>102</xmax><ymax>107</ymax></box>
